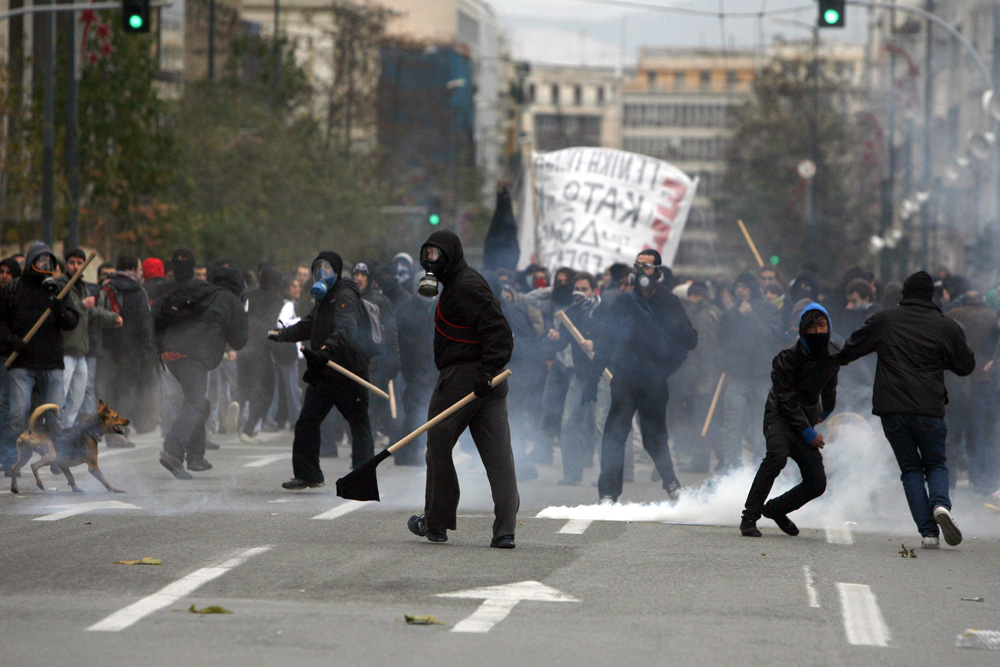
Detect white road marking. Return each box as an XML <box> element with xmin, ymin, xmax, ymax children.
<box><xmin>437</xmin><ymin>581</ymin><xmax>580</xmax><ymax>634</ymax></box>
<box><xmin>311</xmin><ymin>500</ymin><xmax>374</xmax><ymax>520</ymax></box>
<box><xmin>837</xmin><ymin>583</ymin><xmax>891</xmax><ymax>647</ymax></box>
<box><xmin>243</xmin><ymin>454</ymin><xmax>290</xmax><ymax>468</ymax></box>
<box><xmin>803</xmin><ymin>565</ymin><xmax>820</xmax><ymax>608</ymax></box>
<box><xmin>33</xmin><ymin>500</ymin><xmax>141</xmax><ymax>522</ymax></box>
<box><xmin>559</xmin><ymin>519</ymin><xmax>592</xmax><ymax>534</ymax></box>
<box><xmin>825</xmin><ymin>523</ymin><xmax>854</xmax><ymax>545</ymax></box>
<box><xmin>87</xmin><ymin>546</ymin><xmax>272</xmax><ymax>632</ymax></box>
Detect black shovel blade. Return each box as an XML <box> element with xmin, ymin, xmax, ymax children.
<box><xmin>335</xmin><ymin>448</ymin><xmax>391</xmax><ymax>501</ymax></box>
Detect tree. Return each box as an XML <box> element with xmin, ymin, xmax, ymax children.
<box><xmin>718</xmin><ymin>61</ymin><xmax>881</xmax><ymax>277</ymax></box>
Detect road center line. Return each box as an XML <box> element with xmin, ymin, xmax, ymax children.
<box><xmin>803</xmin><ymin>565</ymin><xmax>820</xmax><ymax>608</ymax></box>
<box><xmin>837</xmin><ymin>583</ymin><xmax>891</xmax><ymax>647</ymax></box>
<box><xmin>311</xmin><ymin>500</ymin><xmax>374</xmax><ymax>520</ymax></box>
<box><xmin>559</xmin><ymin>519</ymin><xmax>592</xmax><ymax>534</ymax></box>
<box><xmin>87</xmin><ymin>546</ymin><xmax>272</xmax><ymax>632</ymax></box>
<box><xmin>825</xmin><ymin>523</ymin><xmax>854</xmax><ymax>545</ymax></box>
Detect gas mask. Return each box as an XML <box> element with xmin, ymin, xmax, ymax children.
<box><xmin>32</xmin><ymin>254</ymin><xmax>56</xmax><ymax>276</ymax></box>
<box><xmin>629</xmin><ymin>262</ymin><xmax>661</xmax><ymax>290</ymax></box>
<box><xmin>310</xmin><ymin>259</ymin><xmax>337</xmax><ymax>301</ymax></box>
<box><xmin>418</xmin><ymin>246</ymin><xmax>447</xmax><ymax>297</ymax></box>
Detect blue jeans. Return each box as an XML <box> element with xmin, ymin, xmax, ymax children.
<box><xmin>880</xmin><ymin>414</ymin><xmax>950</xmax><ymax>537</ymax></box>
<box><xmin>3</xmin><ymin>368</ymin><xmax>63</xmax><ymax>467</ymax></box>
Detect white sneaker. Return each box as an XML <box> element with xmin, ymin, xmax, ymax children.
<box><xmin>239</xmin><ymin>432</ymin><xmax>260</xmax><ymax>444</ymax></box>
<box><xmin>933</xmin><ymin>506</ymin><xmax>962</xmax><ymax>546</ymax></box>
<box><xmin>225</xmin><ymin>401</ymin><xmax>240</xmax><ymax>434</ymax></box>
<box><xmin>599</xmin><ymin>496</ymin><xmax>616</xmax><ymax>506</ymax></box>
<box><xmin>921</xmin><ymin>536</ymin><xmax>940</xmax><ymax>549</ymax></box>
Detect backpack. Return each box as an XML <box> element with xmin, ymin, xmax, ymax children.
<box><xmin>153</xmin><ymin>282</ymin><xmax>220</xmax><ymax>333</ymax></box>
<box><xmin>356</xmin><ymin>298</ymin><xmax>385</xmax><ymax>359</ymax></box>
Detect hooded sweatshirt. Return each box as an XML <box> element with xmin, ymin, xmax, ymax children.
<box><xmin>0</xmin><ymin>242</ymin><xmax>79</xmax><ymax>369</ymax></box>
<box><xmin>100</xmin><ymin>271</ymin><xmax>151</xmax><ymax>357</ymax></box>
<box><xmin>421</xmin><ymin>229</ymin><xmax>513</xmax><ymax>377</ymax></box>
<box><xmin>764</xmin><ymin>302</ymin><xmax>841</xmax><ymax>441</ymax></box>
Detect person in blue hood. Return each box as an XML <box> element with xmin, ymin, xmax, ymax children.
<box><xmin>740</xmin><ymin>302</ymin><xmax>840</xmax><ymax>538</ymax></box>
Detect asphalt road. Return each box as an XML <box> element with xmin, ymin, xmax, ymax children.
<box><xmin>2</xmin><ymin>428</ymin><xmax>999</xmax><ymax>666</ymax></box>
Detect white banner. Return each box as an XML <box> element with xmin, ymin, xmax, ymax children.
<box><xmin>525</xmin><ymin>147</ymin><xmax>697</xmax><ymax>276</ymax></box>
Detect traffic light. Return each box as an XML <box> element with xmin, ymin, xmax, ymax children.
<box><xmin>426</xmin><ymin>195</ymin><xmax>443</xmax><ymax>226</ymax></box>
<box><xmin>818</xmin><ymin>0</ymin><xmax>845</xmax><ymax>28</ymax></box>
<box><xmin>122</xmin><ymin>0</ymin><xmax>151</xmax><ymax>33</ymax></box>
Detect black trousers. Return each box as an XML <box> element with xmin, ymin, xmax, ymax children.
<box><xmin>292</xmin><ymin>371</ymin><xmax>373</xmax><ymax>482</ymax></box>
<box><xmin>243</xmin><ymin>352</ymin><xmax>276</xmax><ymax>436</ymax></box>
<box><xmin>425</xmin><ymin>363</ymin><xmax>519</xmax><ymax>537</ymax></box>
<box><xmin>163</xmin><ymin>357</ymin><xmax>209</xmax><ymax>462</ymax></box>
<box><xmin>743</xmin><ymin>417</ymin><xmax>826</xmax><ymax>520</ymax></box>
<box><xmin>598</xmin><ymin>376</ymin><xmax>678</xmax><ymax>500</ymax></box>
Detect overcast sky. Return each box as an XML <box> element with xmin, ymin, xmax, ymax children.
<box><xmin>492</xmin><ymin>0</ymin><xmax>869</xmax><ymax>67</ymax></box>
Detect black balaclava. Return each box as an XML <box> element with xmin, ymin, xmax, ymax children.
<box><xmin>552</xmin><ymin>268</ymin><xmax>576</xmax><ymax>305</ymax></box>
<box><xmin>901</xmin><ymin>271</ymin><xmax>935</xmax><ymax>302</ymax></box>
<box><xmin>172</xmin><ymin>247</ymin><xmax>196</xmax><ymax>283</ymax></box>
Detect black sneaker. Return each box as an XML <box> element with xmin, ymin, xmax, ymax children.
<box><xmin>186</xmin><ymin>458</ymin><xmax>213</xmax><ymax>472</ymax></box>
<box><xmin>159</xmin><ymin>452</ymin><xmax>193</xmax><ymax>480</ymax></box>
<box><xmin>740</xmin><ymin>517</ymin><xmax>762</xmax><ymax>537</ymax></box>
<box><xmin>490</xmin><ymin>534</ymin><xmax>516</xmax><ymax>549</ymax></box>
<box><xmin>281</xmin><ymin>478</ymin><xmax>324</xmax><ymax>490</ymax></box>
<box><xmin>761</xmin><ymin>504</ymin><xmax>799</xmax><ymax>536</ymax></box>
<box><xmin>407</xmin><ymin>514</ymin><xmax>447</xmax><ymax>542</ymax></box>
<box><xmin>666</xmin><ymin>480</ymin><xmax>682</xmax><ymax>502</ymax></box>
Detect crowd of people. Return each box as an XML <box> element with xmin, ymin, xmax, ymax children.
<box><xmin>1</xmin><ymin>238</ymin><xmax>998</xmax><ymax>547</ymax></box>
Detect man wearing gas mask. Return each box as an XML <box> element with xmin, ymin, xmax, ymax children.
<box><xmin>0</xmin><ymin>242</ymin><xmax>79</xmax><ymax>474</ymax></box>
<box><xmin>408</xmin><ymin>229</ymin><xmax>519</xmax><ymax>548</ymax></box>
<box><xmin>584</xmin><ymin>250</ymin><xmax>697</xmax><ymax>503</ymax></box>
<box><xmin>269</xmin><ymin>252</ymin><xmax>375</xmax><ymax>490</ymax></box>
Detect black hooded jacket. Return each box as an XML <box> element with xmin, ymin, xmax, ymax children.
<box><xmin>840</xmin><ymin>296</ymin><xmax>975</xmax><ymax>417</ymax></box>
<box><xmin>422</xmin><ymin>229</ymin><xmax>513</xmax><ymax>377</ymax></box>
<box><xmin>764</xmin><ymin>303</ymin><xmax>840</xmax><ymax>439</ymax></box>
<box><xmin>276</xmin><ymin>251</ymin><xmax>368</xmax><ymax>375</ymax></box>
<box><xmin>0</xmin><ymin>242</ymin><xmax>79</xmax><ymax>369</ymax></box>
<box><xmin>155</xmin><ymin>267</ymin><xmax>248</xmax><ymax>369</ymax></box>
<box><xmin>100</xmin><ymin>271</ymin><xmax>151</xmax><ymax>356</ymax></box>
<box><xmin>717</xmin><ymin>271</ymin><xmax>783</xmax><ymax>378</ymax></box>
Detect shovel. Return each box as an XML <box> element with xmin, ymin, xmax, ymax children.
<box><xmin>335</xmin><ymin>369</ymin><xmax>512</xmax><ymax>501</ymax></box>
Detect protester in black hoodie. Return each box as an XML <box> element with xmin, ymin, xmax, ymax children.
<box><xmin>840</xmin><ymin>271</ymin><xmax>975</xmax><ymax>548</ymax></box>
<box><xmin>270</xmin><ymin>251</ymin><xmax>375</xmax><ymax>488</ymax></box>
<box><xmin>0</xmin><ymin>242</ymin><xmax>79</xmax><ymax>472</ymax></box>
<box><xmin>156</xmin><ymin>266</ymin><xmax>248</xmax><ymax>478</ymax></box>
<box><xmin>406</xmin><ymin>230</ymin><xmax>519</xmax><ymax>548</ymax></box>
<box><xmin>239</xmin><ymin>263</ymin><xmax>284</xmax><ymax>441</ymax></box>
<box><xmin>741</xmin><ymin>303</ymin><xmax>839</xmax><ymax>537</ymax></box>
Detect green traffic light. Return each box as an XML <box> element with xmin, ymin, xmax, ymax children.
<box><xmin>822</xmin><ymin>9</ymin><xmax>840</xmax><ymax>24</ymax></box>
<box><xmin>429</xmin><ymin>214</ymin><xmax>441</xmax><ymax>225</ymax></box>
<box><xmin>128</xmin><ymin>14</ymin><xmax>144</xmax><ymax>29</ymax></box>
<box><xmin>769</xmin><ymin>255</ymin><xmax>780</xmax><ymax>266</ymax></box>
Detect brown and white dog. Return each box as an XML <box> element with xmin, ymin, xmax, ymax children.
<box><xmin>10</xmin><ymin>401</ymin><xmax>128</xmax><ymax>494</ymax></box>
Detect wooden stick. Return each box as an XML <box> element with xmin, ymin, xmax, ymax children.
<box><xmin>554</xmin><ymin>310</ymin><xmax>613</xmax><ymax>383</ymax></box>
<box><xmin>387</xmin><ymin>370</ymin><xmax>512</xmax><ymax>454</ymax></box>
<box><xmin>6</xmin><ymin>251</ymin><xmax>97</xmax><ymax>368</ymax></box>
<box><xmin>325</xmin><ymin>360</ymin><xmax>391</xmax><ymax>400</ymax></box>
<box><xmin>388</xmin><ymin>379</ymin><xmax>397</xmax><ymax>420</ymax></box>
<box><xmin>737</xmin><ymin>219</ymin><xmax>765</xmax><ymax>268</ymax></box>
<box><xmin>701</xmin><ymin>372</ymin><xmax>726</xmax><ymax>437</ymax></box>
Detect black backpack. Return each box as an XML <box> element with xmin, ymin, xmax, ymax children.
<box><xmin>153</xmin><ymin>282</ymin><xmax>220</xmax><ymax>333</ymax></box>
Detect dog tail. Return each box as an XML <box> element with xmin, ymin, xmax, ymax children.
<box><xmin>27</xmin><ymin>403</ymin><xmax>60</xmax><ymax>431</ymax></box>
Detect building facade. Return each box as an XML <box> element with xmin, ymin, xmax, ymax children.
<box><xmin>520</xmin><ymin>62</ymin><xmax>622</xmax><ymax>152</ymax></box>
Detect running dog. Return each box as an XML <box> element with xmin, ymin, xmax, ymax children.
<box><xmin>10</xmin><ymin>401</ymin><xmax>128</xmax><ymax>494</ymax></box>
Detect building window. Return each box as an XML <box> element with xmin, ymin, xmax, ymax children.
<box><xmin>674</xmin><ymin>71</ymin><xmax>685</xmax><ymax>90</ymax></box>
<box><xmin>648</xmin><ymin>71</ymin><xmax>658</xmax><ymax>89</ymax></box>
<box><xmin>726</xmin><ymin>70</ymin><xmax>737</xmax><ymax>89</ymax></box>
<box><xmin>551</xmin><ymin>84</ymin><xmax>560</xmax><ymax>105</ymax></box>
<box><xmin>700</xmin><ymin>71</ymin><xmax>711</xmax><ymax>90</ymax></box>
<box><xmin>597</xmin><ymin>86</ymin><xmax>605</xmax><ymax>105</ymax></box>
<box><xmin>574</xmin><ymin>85</ymin><xmax>583</xmax><ymax>106</ymax></box>
<box><xmin>528</xmin><ymin>84</ymin><xmax>536</xmax><ymax>104</ymax></box>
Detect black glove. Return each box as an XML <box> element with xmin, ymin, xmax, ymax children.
<box><xmin>42</xmin><ymin>277</ymin><xmax>60</xmax><ymax>295</ymax></box>
<box><xmin>473</xmin><ymin>374</ymin><xmax>493</xmax><ymax>398</ymax></box>
<box><xmin>301</xmin><ymin>346</ymin><xmax>331</xmax><ymax>366</ymax></box>
<box><xmin>267</xmin><ymin>329</ymin><xmax>282</xmax><ymax>342</ymax></box>
<box><xmin>580</xmin><ymin>379</ymin><xmax>599</xmax><ymax>405</ymax></box>
<box><xmin>10</xmin><ymin>336</ymin><xmax>29</xmax><ymax>353</ymax></box>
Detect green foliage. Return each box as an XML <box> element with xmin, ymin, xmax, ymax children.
<box><xmin>719</xmin><ymin>63</ymin><xmax>880</xmax><ymax>277</ymax></box>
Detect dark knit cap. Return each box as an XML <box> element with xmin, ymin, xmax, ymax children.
<box><xmin>172</xmin><ymin>247</ymin><xmax>196</xmax><ymax>265</ymax></box>
<box><xmin>902</xmin><ymin>271</ymin><xmax>935</xmax><ymax>301</ymax></box>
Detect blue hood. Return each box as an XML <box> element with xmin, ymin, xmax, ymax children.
<box><xmin>798</xmin><ymin>301</ymin><xmax>832</xmax><ymax>355</ymax></box>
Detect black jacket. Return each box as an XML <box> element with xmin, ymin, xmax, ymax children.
<box><xmin>839</xmin><ymin>297</ymin><xmax>975</xmax><ymax>417</ymax></box>
<box><xmin>395</xmin><ymin>291</ymin><xmax>437</xmax><ymax>385</ymax></box>
<box><xmin>100</xmin><ymin>272</ymin><xmax>151</xmax><ymax>357</ymax></box>
<box><xmin>423</xmin><ymin>230</ymin><xmax>513</xmax><ymax>377</ymax></box>
<box><xmin>590</xmin><ymin>284</ymin><xmax>697</xmax><ymax>386</ymax></box>
<box><xmin>155</xmin><ymin>268</ymin><xmax>248</xmax><ymax>370</ymax></box>
<box><xmin>553</xmin><ymin>297</ymin><xmax>610</xmax><ymax>378</ymax></box>
<box><xmin>277</xmin><ymin>253</ymin><xmax>367</xmax><ymax>375</ymax></box>
<box><xmin>718</xmin><ymin>273</ymin><xmax>783</xmax><ymax>379</ymax></box>
<box><xmin>765</xmin><ymin>303</ymin><xmax>840</xmax><ymax>439</ymax></box>
<box><xmin>0</xmin><ymin>242</ymin><xmax>79</xmax><ymax>369</ymax></box>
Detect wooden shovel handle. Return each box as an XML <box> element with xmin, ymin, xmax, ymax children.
<box><xmin>555</xmin><ymin>310</ymin><xmax>613</xmax><ymax>383</ymax></box>
<box><xmin>325</xmin><ymin>359</ymin><xmax>390</xmax><ymax>400</ymax></box>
